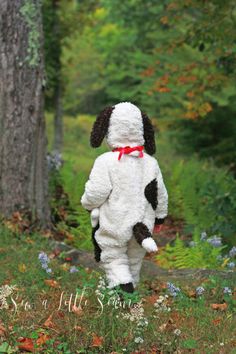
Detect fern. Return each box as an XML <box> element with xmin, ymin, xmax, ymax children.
<box><xmin>165</xmin><ymin>157</ymin><xmax>236</xmax><ymax>247</ymax></box>
<box><xmin>156</xmin><ymin>232</ymin><xmax>227</xmax><ymax>269</ymax></box>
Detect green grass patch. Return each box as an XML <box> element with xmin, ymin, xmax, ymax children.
<box><xmin>0</xmin><ymin>225</ymin><xmax>236</xmax><ymax>353</ymax></box>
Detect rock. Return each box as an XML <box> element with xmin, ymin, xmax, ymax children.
<box><xmin>49</xmin><ymin>239</ymin><xmax>236</xmax><ymax>282</ymax></box>
<box><xmin>49</xmin><ymin>239</ymin><xmax>100</xmax><ymax>270</ymax></box>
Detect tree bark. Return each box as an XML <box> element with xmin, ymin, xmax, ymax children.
<box><xmin>0</xmin><ymin>0</ymin><xmax>50</xmax><ymax>227</ymax></box>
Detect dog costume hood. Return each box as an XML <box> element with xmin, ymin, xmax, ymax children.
<box><xmin>106</xmin><ymin>102</ymin><xmax>144</xmax><ymax>149</ymax></box>
<box><xmin>90</xmin><ymin>101</ymin><xmax>156</xmax><ymax>156</ymax></box>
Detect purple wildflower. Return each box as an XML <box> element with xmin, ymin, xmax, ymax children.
<box><xmin>167</xmin><ymin>282</ymin><xmax>181</xmax><ymax>297</ymax></box>
<box><xmin>206</xmin><ymin>235</ymin><xmax>222</xmax><ymax>248</ymax></box>
<box><xmin>189</xmin><ymin>241</ymin><xmax>196</xmax><ymax>247</ymax></box>
<box><xmin>229</xmin><ymin>246</ymin><xmax>236</xmax><ymax>258</ymax></box>
<box><xmin>38</xmin><ymin>251</ymin><xmax>52</xmax><ymax>274</ymax></box>
<box><xmin>41</xmin><ymin>262</ymin><xmax>49</xmax><ymax>269</ymax></box>
<box><xmin>223</xmin><ymin>287</ymin><xmax>232</xmax><ymax>295</ymax></box>
<box><xmin>227</xmin><ymin>262</ymin><xmax>235</xmax><ymax>269</ymax></box>
<box><xmin>196</xmin><ymin>286</ymin><xmax>205</xmax><ymax>296</ymax></box>
<box><xmin>69</xmin><ymin>266</ymin><xmax>79</xmax><ymax>273</ymax></box>
<box><xmin>38</xmin><ymin>252</ymin><xmax>49</xmax><ymax>263</ymax></box>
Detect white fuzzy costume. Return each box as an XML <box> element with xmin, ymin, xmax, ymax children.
<box><xmin>81</xmin><ymin>102</ymin><xmax>168</xmax><ymax>290</ymax></box>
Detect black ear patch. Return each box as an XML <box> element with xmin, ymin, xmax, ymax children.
<box><xmin>142</xmin><ymin>111</ymin><xmax>156</xmax><ymax>155</ymax></box>
<box><xmin>90</xmin><ymin>106</ymin><xmax>114</xmax><ymax>147</ymax></box>
<box><xmin>144</xmin><ymin>178</ymin><xmax>158</xmax><ymax>210</ymax></box>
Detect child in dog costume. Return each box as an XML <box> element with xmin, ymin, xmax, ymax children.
<box><xmin>81</xmin><ymin>102</ymin><xmax>168</xmax><ymax>293</ymax></box>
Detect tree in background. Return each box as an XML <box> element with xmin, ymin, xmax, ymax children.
<box><xmin>61</xmin><ymin>0</ymin><xmax>236</xmax><ymax>170</ymax></box>
<box><xmin>43</xmin><ymin>0</ymin><xmax>100</xmax><ymax>143</ymax></box>
<box><xmin>43</xmin><ymin>0</ymin><xmax>63</xmax><ymax>154</ymax></box>
<box><xmin>0</xmin><ymin>0</ymin><xmax>50</xmax><ymax>226</ymax></box>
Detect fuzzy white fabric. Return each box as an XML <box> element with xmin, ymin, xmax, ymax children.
<box><xmin>97</xmin><ymin>235</ymin><xmax>146</xmax><ymax>289</ymax></box>
<box><xmin>81</xmin><ymin>102</ymin><xmax>168</xmax><ymax>289</ymax></box>
<box><xmin>90</xmin><ymin>208</ymin><xmax>99</xmax><ymax>227</ymax></box>
<box><xmin>142</xmin><ymin>237</ymin><xmax>158</xmax><ymax>253</ymax></box>
<box><xmin>106</xmin><ymin>102</ymin><xmax>145</xmax><ymax>149</ymax></box>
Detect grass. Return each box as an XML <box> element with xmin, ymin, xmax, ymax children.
<box><xmin>0</xmin><ymin>113</ymin><xmax>236</xmax><ymax>352</ymax></box>
<box><xmin>0</xmin><ymin>225</ymin><xmax>236</xmax><ymax>353</ymax></box>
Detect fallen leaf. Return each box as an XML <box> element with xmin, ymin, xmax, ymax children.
<box><xmin>211</xmin><ymin>303</ymin><xmax>227</xmax><ymax>311</ymax></box>
<box><xmin>18</xmin><ymin>263</ymin><xmax>27</xmax><ymax>273</ymax></box>
<box><xmin>53</xmin><ymin>248</ymin><xmax>61</xmax><ymax>256</ymax></box>
<box><xmin>0</xmin><ymin>321</ymin><xmax>6</xmax><ymax>337</ymax></box>
<box><xmin>36</xmin><ymin>333</ymin><xmax>51</xmax><ymax>346</ymax></box>
<box><xmin>187</xmin><ymin>290</ymin><xmax>196</xmax><ymax>298</ymax></box>
<box><xmin>17</xmin><ymin>337</ymin><xmax>34</xmax><ymax>352</ymax></box>
<box><xmin>91</xmin><ymin>333</ymin><xmax>103</xmax><ymax>347</ymax></box>
<box><xmin>56</xmin><ymin>311</ymin><xmax>65</xmax><ymax>319</ymax></box>
<box><xmin>43</xmin><ymin>314</ymin><xmax>56</xmax><ymax>329</ymax></box>
<box><xmin>25</xmin><ymin>237</ymin><xmax>34</xmax><ymax>244</ymax></box>
<box><xmin>72</xmin><ymin>305</ymin><xmax>83</xmax><ymax>316</ymax></box>
<box><xmin>144</xmin><ymin>294</ymin><xmax>159</xmax><ymax>305</ymax></box>
<box><xmin>159</xmin><ymin>323</ymin><xmax>167</xmax><ymax>332</ymax></box>
<box><xmin>74</xmin><ymin>325</ymin><xmax>84</xmax><ymax>331</ymax></box>
<box><xmin>44</xmin><ymin>279</ymin><xmax>60</xmax><ymax>288</ymax></box>
<box><xmin>212</xmin><ymin>318</ymin><xmax>222</xmax><ymax>326</ymax></box>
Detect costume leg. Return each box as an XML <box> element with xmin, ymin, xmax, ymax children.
<box><xmin>95</xmin><ymin>229</ymin><xmax>134</xmax><ymax>289</ymax></box>
<box><xmin>127</xmin><ymin>236</ymin><xmax>146</xmax><ymax>288</ymax></box>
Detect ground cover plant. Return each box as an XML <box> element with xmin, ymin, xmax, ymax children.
<box><xmin>0</xmin><ymin>225</ymin><xmax>235</xmax><ymax>353</ymax></box>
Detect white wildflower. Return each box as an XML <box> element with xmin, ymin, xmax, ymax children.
<box><xmin>173</xmin><ymin>328</ymin><xmax>181</xmax><ymax>336</ymax></box>
<box><xmin>0</xmin><ymin>284</ymin><xmax>17</xmax><ymax>309</ymax></box>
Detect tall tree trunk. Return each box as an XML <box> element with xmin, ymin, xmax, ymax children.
<box><xmin>0</xmin><ymin>0</ymin><xmax>50</xmax><ymax>227</ymax></box>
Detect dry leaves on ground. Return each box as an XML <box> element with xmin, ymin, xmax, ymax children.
<box><xmin>91</xmin><ymin>333</ymin><xmax>104</xmax><ymax>347</ymax></box>
<box><xmin>211</xmin><ymin>303</ymin><xmax>227</xmax><ymax>311</ymax></box>
<box><xmin>44</xmin><ymin>279</ymin><xmax>60</xmax><ymax>288</ymax></box>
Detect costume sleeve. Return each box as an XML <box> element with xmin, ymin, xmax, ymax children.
<box><xmin>80</xmin><ymin>155</ymin><xmax>112</xmax><ymax>211</ymax></box>
<box><xmin>155</xmin><ymin>162</ymin><xmax>168</xmax><ymax>224</ymax></box>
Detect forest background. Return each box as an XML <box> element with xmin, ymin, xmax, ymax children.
<box><xmin>43</xmin><ymin>0</ymin><xmax>236</xmax><ymax>253</ymax></box>
<box><xmin>0</xmin><ymin>1</ymin><xmax>236</xmax><ymax>352</ymax></box>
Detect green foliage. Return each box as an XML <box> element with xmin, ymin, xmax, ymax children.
<box><xmin>1</xmin><ymin>220</ymin><xmax>235</xmax><ymax>353</ymax></box>
<box><xmin>61</xmin><ymin>0</ymin><xmax>236</xmax><ymax>115</ymax></box>
<box><xmin>45</xmin><ymin>113</ymin><xmax>236</xmax><ymax>252</ymax></box>
<box><xmin>20</xmin><ymin>0</ymin><xmax>41</xmax><ymax>67</ymax></box>
<box><xmin>42</xmin><ymin>0</ymin><xmax>80</xmax><ymax>110</ymax></box>
<box><xmin>57</xmin><ymin>0</ymin><xmax>236</xmax><ymax>169</ymax></box>
<box><xmin>170</xmin><ymin>101</ymin><xmax>236</xmax><ymax>172</ymax></box>
<box><xmin>156</xmin><ymin>232</ymin><xmax>227</xmax><ymax>269</ymax></box>
<box><xmin>165</xmin><ymin>156</ymin><xmax>236</xmax><ymax>248</ymax></box>
<box><xmin>46</xmin><ymin>113</ymin><xmax>107</xmax><ymax>251</ymax></box>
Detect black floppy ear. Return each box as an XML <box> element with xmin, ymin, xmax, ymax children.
<box><xmin>90</xmin><ymin>106</ymin><xmax>114</xmax><ymax>148</ymax></box>
<box><xmin>142</xmin><ymin>111</ymin><xmax>156</xmax><ymax>155</ymax></box>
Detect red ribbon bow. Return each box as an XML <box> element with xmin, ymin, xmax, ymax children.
<box><xmin>112</xmin><ymin>145</ymin><xmax>144</xmax><ymax>161</ymax></box>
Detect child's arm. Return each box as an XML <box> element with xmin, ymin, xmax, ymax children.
<box><xmin>81</xmin><ymin>155</ymin><xmax>112</xmax><ymax>211</ymax></box>
<box><xmin>155</xmin><ymin>162</ymin><xmax>168</xmax><ymax>227</ymax></box>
